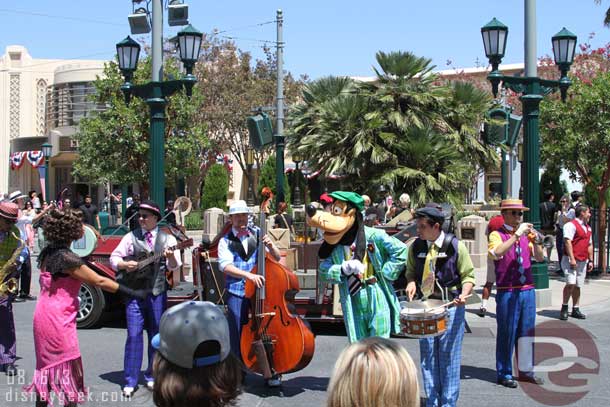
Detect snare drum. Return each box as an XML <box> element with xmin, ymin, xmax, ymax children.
<box><xmin>399</xmin><ymin>300</ymin><xmax>449</xmax><ymax>338</ymax></box>
<box><xmin>70</xmin><ymin>224</ymin><xmax>99</xmax><ymax>258</ymax></box>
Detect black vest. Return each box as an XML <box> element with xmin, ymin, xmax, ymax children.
<box><xmin>413</xmin><ymin>233</ymin><xmax>461</xmax><ymax>298</ymax></box>
<box><xmin>116</xmin><ymin>228</ymin><xmax>169</xmax><ymax>296</ymax></box>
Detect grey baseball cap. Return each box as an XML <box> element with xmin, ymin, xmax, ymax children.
<box><xmin>151</xmin><ymin>301</ymin><xmax>230</xmax><ymax>368</ymax></box>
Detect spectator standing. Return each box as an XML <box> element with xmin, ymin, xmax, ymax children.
<box><xmin>556</xmin><ymin>195</ymin><xmax>574</xmax><ymax>266</ymax></box>
<box><xmin>124</xmin><ymin>194</ymin><xmax>141</xmax><ymax>232</ymax></box>
<box><xmin>29</xmin><ymin>191</ymin><xmax>41</xmax><ymax>212</ymax></box>
<box><xmin>560</xmin><ymin>205</ymin><xmax>593</xmax><ymax>320</ymax></box>
<box><xmin>78</xmin><ymin>195</ymin><xmax>101</xmax><ymax>231</ymax></box>
<box><xmin>539</xmin><ymin>190</ymin><xmax>557</xmax><ymax>260</ymax></box>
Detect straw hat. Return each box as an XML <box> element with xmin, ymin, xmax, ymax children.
<box><xmin>499</xmin><ymin>198</ymin><xmax>529</xmax><ymax>211</ymax></box>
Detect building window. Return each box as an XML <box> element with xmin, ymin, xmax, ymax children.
<box><xmin>46</xmin><ymin>82</ymin><xmax>103</xmax><ymax>130</ymax></box>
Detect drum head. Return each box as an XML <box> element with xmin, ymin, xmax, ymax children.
<box><xmin>70</xmin><ymin>224</ymin><xmax>99</xmax><ymax>258</ymax></box>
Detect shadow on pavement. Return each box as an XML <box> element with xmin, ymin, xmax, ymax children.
<box><xmin>460</xmin><ymin>365</ymin><xmax>497</xmax><ymax>383</ymax></box>
<box><xmin>537</xmin><ymin>309</ymin><xmax>563</xmax><ymax>320</ymax></box>
<box><xmin>99</xmin><ymin>370</ymin><xmax>124</xmax><ymax>386</ymax></box>
<box><xmin>243</xmin><ymin>375</ymin><xmax>329</xmax><ymax>398</ymax></box>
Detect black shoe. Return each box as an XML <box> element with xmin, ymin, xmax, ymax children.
<box><xmin>571</xmin><ymin>308</ymin><xmax>586</xmax><ymax>319</ymax></box>
<box><xmin>266</xmin><ymin>375</ymin><xmax>282</xmax><ymax>387</ymax></box>
<box><xmin>519</xmin><ymin>375</ymin><xmax>544</xmax><ymax>385</ymax></box>
<box><xmin>19</xmin><ymin>294</ymin><xmax>37</xmax><ymax>301</ymax></box>
<box><xmin>477</xmin><ymin>307</ymin><xmax>486</xmax><ymax>318</ymax></box>
<box><xmin>4</xmin><ymin>364</ymin><xmax>17</xmax><ymax>376</ymax></box>
<box><xmin>12</xmin><ymin>296</ymin><xmax>25</xmax><ymax>303</ymax></box>
<box><xmin>497</xmin><ymin>378</ymin><xmax>518</xmax><ymax>388</ymax></box>
<box><xmin>559</xmin><ymin>305</ymin><xmax>569</xmax><ymax>320</ymax></box>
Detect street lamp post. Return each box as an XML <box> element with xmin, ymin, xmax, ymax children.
<box><xmin>292</xmin><ymin>154</ymin><xmax>302</xmax><ymax>206</ymax></box>
<box><xmin>41</xmin><ymin>142</ymin><xmax>52</xmax><ymax>202</ymax></box>
<box><xmin>481</xmin><ymin>10</ymin><xmax>576</xmax><ymax>295</ymax></box>
<box><xmin>116</xmin><ymin>0</ymin><xmax>202</xmax><ymax>210</ymax></box>
<box><xmin>245</xmin><ymin>147</ymin><xmax>255</xmax><ymax>206</ymax></box>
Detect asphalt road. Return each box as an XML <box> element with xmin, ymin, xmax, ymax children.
<box><xmin>2</xmin><ymin>263</ymin><xmax>610</xmax><ymax>406</ymax></box>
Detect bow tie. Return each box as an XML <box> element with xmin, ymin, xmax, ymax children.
<box><xmin>236</xmin><ymin>230</ymin><xmax>250</xmax><ymax>238</ymax></box>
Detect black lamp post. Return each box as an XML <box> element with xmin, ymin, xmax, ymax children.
<box><xmin>292</xmin><ymin>153</ymin><xmax>302</xmax><ymax>206</ymax></box>
<box><xmin>245</xmin><ymin>147</ymin><xmax>255</xmax><ymax>206</ymax></box>
<box><xmin>41</xmin><ymin>142</ymin><xmax>52</xmax><ymax>202</ymax></box>
<box><xmin>116</xmin><ymin>23</ymin><xmax>202</xmax><ymax>210</ymax></box>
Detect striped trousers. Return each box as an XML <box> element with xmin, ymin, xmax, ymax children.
<box><xmin>123</xmin><ymin>292</ymin><xmax>166</xmax><ymax>388</ymax></box>
<box><xmin>419</xmin><ymin>306</ymin><xmax>465</xmax><ymax>407</ymax></box>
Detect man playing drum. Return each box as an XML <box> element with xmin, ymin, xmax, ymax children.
<box><xmin>405</xmin><ymin>206</ymin><xmax>474</xmax><ymax>407</ymax></box>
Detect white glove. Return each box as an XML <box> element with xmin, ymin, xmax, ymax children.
<box><xmin>341</xmin><ymin>259</ymin><xmax>365</xmax><ymax>276</ymax></box>
<box><xmin>515</xmin><ymin>223</ymin><xmax>531</xmax><ymax>237</ymax></box>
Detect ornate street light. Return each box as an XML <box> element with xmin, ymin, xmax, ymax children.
<box><xmin>480</xmin><ymin>14</ymin><xmax>577</xmax><ymax>299</ymax></box>
<box><xmin>115</xmin><ymin>0</ymin><xmax>202</xmax><ymax>210</ymax></box>
<box><xmin>245</xmin><ymin>147</ymin><xmax>255</xmax><ymax>206</ymax></box>
<box><xmin>41</xmin><ymin>142</ymin><xmax>52</xmax><ymax>202</ymax></box>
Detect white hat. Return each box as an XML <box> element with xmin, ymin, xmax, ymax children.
<box><xmin>8</xmin><ymin>190</ymin><xmax>26</xmax><ymax>202</ymax></box>
<box><xmin>152</xmin><ymin>301</ymin><xmax>230</xmax><ymax>368</ymax></box>
<box><xmin>228</xmin><ymin>200</ymin><xmax>250</xmax><ymax>215</ymax></box>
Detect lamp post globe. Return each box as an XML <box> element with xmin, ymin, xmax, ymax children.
<box><xmin>177</xmin><ymin>24</ymin><xmax>203</xmax><ymax>74</ymax></box>
<box><xmin>116</xmin><ymin>36</ymin><xmax>141</xmax><ymax>79</ymax></box>
<box><xmin>552</xmin><ymin>27</ymin><xmax>577</xmax><ymax>101</ymax></box>
<box><xmin>481</xmin><ymin>18</ymin><xmax>508</xmax><ymax>98</ymax></box>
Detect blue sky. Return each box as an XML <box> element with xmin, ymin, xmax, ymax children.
<box><xmin>0</xmin><ymin>1</ymin><xmax>607</xmax><ymax>79</ymax></box>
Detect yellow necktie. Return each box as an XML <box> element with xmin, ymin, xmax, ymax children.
<box><xmin>421</xmin><ymin>244</ymin><xmax>437</xmax><ymax>297</ymax></box>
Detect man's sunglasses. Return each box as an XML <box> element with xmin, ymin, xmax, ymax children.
<box><xmin>511</xmin><ymin>211</ymin><xmax>524</xmax><ymax>216</ymax></box>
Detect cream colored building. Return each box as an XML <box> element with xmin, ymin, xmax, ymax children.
<box><xmin>1</xmin><ymin>45</ymin><xmax>105</xmax><ymax>202</ymax></box>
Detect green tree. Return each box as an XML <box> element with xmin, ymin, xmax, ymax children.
<box><xmin>73</xmin><ymin>56</ymin><xmax>207</xmax><ymax>196</ymax></box>
<box><xmin>194</xmin><ymin>36</ymin><xmax>304</xmax><ymax>203</ymax></box>
<box><xmin>258</xmin><ymin>154</ymin><xmax>290</xmax><ymax>208</ymax></box>
<box><xmin>287</xmin><ymin>51</ymin><xmax>497</xmax><ymax>206</ymax></box>
<box><xmin>201</xmin><ymin>164</ymin><xmax>229</xmax><ymax>210</ymax></box>
<box><xmin>541</xmin><ymin>70</ymin><xmax>610</xmax><ymax>271</ymax></box>
<box><xmin>595</xmin><ymin>0</ymin><xmax>610</xmax><ymax>26</ymax></box>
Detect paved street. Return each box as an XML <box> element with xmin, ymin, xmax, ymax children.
<box><xmin>2</xmin><ymin>259</ymin><xmax>610</xmax><ymax>406</ymax></box>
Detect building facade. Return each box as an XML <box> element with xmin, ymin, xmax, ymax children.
<box><xmin>1</xmin><ymin>45</ymin><xmax>105</xmax><ymax>203</ymax></box>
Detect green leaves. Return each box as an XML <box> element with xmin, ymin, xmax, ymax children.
<box><xmin>287</xmin><ymin>50</ymin><xmax>496</xmax><ymax>206</ymax></box>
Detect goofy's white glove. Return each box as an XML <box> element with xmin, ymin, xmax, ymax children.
<box><xmin>341</xmin><ymin>259</ymin><xmax>365</xmax><ymax>277</ymax></box>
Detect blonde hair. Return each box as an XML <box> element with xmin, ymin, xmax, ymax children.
<box><xmin>327</xmin><ymin>337</ymin><xmax>419</xmax><ymax>407</ymax></box>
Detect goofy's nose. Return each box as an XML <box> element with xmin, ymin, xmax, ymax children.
<box><xmin>306</xmin><ymin>204</ymin><xmax>318</xmax><ymax>218</ymax></box>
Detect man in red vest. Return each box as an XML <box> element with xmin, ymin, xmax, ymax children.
<box><xmin>560</xmin><ymin>204</ymin><xmax>593</xmax><ymax>320</ymax></box>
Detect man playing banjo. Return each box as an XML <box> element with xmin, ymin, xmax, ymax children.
<box><xmin>405</xmin><ymin>206</ymin><xmax>474</xmax><ymax>407</ymax></box>
<box><xmin>110</xmin><ymin>200</ymin><xmax>182</xmax><ymax>397</ymax></box>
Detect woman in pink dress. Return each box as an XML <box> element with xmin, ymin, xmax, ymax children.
<box><xmin>25</xmin><ymin>208</ymin><xmax>146</xmax><ymax>407</ymax></box>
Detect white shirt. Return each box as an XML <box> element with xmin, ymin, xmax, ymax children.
<box><xmin>109</xmin><ymin>226</ymin><xmax>182</xmax><ymax>271</ymax></box>
<box><xmin>562</xmin><ymin>218</ymin><xmax>593</xmax><ymax>244</ymax></box>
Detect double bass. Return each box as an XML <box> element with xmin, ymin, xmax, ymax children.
<box><xmin>240</xmin><ymin>213</ymin><xmax>315</xmax><ymax>377</ymax></box>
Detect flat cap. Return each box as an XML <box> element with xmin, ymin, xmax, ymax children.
<box><xmin>329</xmin><ymin>191</ymin><xmax>365</xmax><ymax>211</ymax></box>
<box><xmin>414</xmin><ymin>206</ymin><xmax>445</xmax><ymax>224</ymax></box>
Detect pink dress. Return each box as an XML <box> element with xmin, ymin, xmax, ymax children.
<box><xmin>24</xmin><ymin>270</ymin><xmax>87</xmax><ymax>405</ymax></box>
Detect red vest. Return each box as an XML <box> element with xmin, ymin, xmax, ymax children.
<box><xmin>568</xmin><ymin>219</ymin><xmax>592</xmax><ymax>261</ymax></box>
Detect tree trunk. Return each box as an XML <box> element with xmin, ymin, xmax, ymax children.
<box><xmin>597</xmin><ymin>190</ymin><xmax>608</xmax><ymax>273</ymax></box>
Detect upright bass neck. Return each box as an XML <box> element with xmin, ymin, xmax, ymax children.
<box><xmin>258</xmin><ymin>212</ymin><xmax>266</xmax><ymax>299</ymax></box>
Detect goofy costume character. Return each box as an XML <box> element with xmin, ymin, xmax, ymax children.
<box><xmin>306</xmin><ymin>191</ymin><xmax>406</xmax><ymax>342</ymax></box>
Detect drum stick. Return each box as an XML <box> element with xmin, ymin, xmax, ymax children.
<box><xmin>428</xmin><ymin>294</ymin><xmax>472</xmax><ymax>312</ymax></box>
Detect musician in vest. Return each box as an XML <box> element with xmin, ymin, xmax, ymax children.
<box><xmin>110</xmin><ymin>200</ymin><xmax>182</xmax><ymax>397</ymax></box>
<box><xmin>307</xmin><ymin>191</ymin><xmax>407</xmax><ymax>343</ymax></box>
<box><xmin>217</xmin><ymin>200</ymin><xmax>282</xmax><ymax>386</ymax></box>
<box><xmin>488</xmin><ymin>199</ymin><xmax>545</xmax><ymax>389</ymax></box>
<box><xmin>0</xmin><ymin>202</ymin><xmax>28</xmax><ymax>376</ymax></box>
<box><xmin>560</xmin><ymin>204</ymin><xmax>593</xmax><ymax>321</ymax></box>
<box><xmin>404</xmin><ymin>206</ymin><xmax>474</xmax><ymax>407</ymax></box>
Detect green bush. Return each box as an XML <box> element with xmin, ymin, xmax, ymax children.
<box><xmin>201</xmin><ymin>164</ymin><xmax>229</xmax><ymax>211</ymax></box>
<box><xmin>184</xmin><ymin>209</ymin><xmax>203</xmax><ymax>230</ymax></box>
